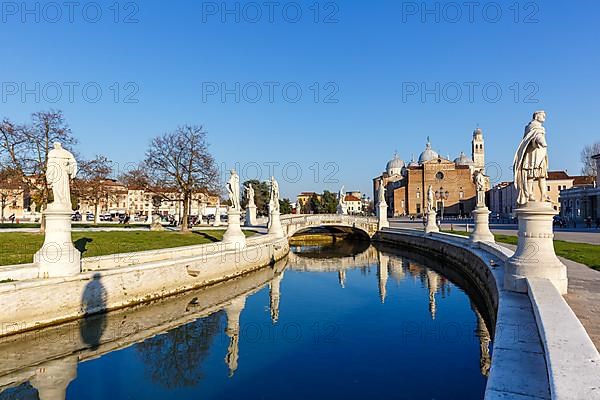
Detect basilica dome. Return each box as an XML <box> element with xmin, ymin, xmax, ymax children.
<box><xmin>454</xmin><ymin>151</ymin><xmax>474</xmax><ymax>166</ymax></box>
<box><xmin>386</xmin><ymin>153</ymin><xmax>405</xmax><ymax>176</ymax></box>
<box><xmin>418</xmin><ymin>140</ymin><xmax>439</xmax><ymax>164</ymax></box>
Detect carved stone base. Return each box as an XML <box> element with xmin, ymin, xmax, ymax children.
<box><xmin>424</xmin><ymin>210</ymin><xmax>439</xmax><ymax>234</ymax></box>
<box><xmin>470</xmin><ymin>207</ymin><xmax>495</xmax><ymax>245</ymax></box>
<box><xmin>223</xmin><ymin>210</ymin><xmax>246</xmax><ymax>248</ymax></box>
<box><xmin>150</xmin><ymin>214</ymin><xmax>164</xmax><ymax>231</ymax></box>
<box><xmin>35</xmin><ymin>208</ymin><xmax>81</xmax><ymax>278</ymax></box>
<box><xmin>268</xmin><ymin>210</ymin><xmax>285</xmax><ymax>238</ymax></box>
<box><xmin>245</xmin><ymin>205</ymin><xmax>257</xmax><ymax>227</ymax></box>
<box><xmin>378</xmin><ymin>202</ymin><xmax>389</xmax><ymax>229</ymax></box>
<box><xmin>504</xmin><ymin>202</ymin><xmax>568</xmax><ymax>294</ymax></box>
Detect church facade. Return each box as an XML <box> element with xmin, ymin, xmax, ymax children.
<box><xmin>373</xmin><ymin>128</ymin><xmax>487</xmax><ymax>217</ymax></box>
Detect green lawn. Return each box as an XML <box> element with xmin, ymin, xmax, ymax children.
<box><xmin>444</xmin><ymin>230</ymin><xmax>600</xmax><ymax>271</ymax></box>
<box><xmin>0</xmin><ymin>230</ymin><xmax>255</xmax><ymax>266</ymax></box>
<box><xmin>0</xmin><ymin>223</ymin><xmax>150</xmax><ymax>229</ymax></box>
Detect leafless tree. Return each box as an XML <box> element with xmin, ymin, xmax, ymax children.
<box><xmin>0</xmin><ymin>167</ymin><xmax>25</xmax><ymax>223</ymax></box>
<box><xmin>74</xmin><ymin>155</ymin><xmax>114</xmax><ymax>224</ymax></box>
<box><xmin>0</xmin><ymin>111</ymin><xmax>77</xmax><ymax>231</ymax></box>
<box><xmin>144</xmin><ymin>126</ymin><xmax>218</xmax><ymax>232</ymax></box>
<box><xmin>580</xmin><ymin>142</ymin><xmax>600</xmax><ymax>176</ymax></box>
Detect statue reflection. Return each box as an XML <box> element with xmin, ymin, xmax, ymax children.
<box><xmin>426</xmin><ymin>269</ymin><xmax>440</xmax><ymax>320</ymax></box>
<box><xmin>378</xmin><ymin>253</ymin><xmax>389</xmax><ymax>303</ymax></box>
<box><xmin>29</xmin><ymin>357</ymin><xmax>78</xmax><ymax>400</ymax></box>
<box><xmin>269</xmin><ymin>272</ymin><xmax>284</xmax><ymax>324</ymax></box>
<box><xmin>224</xmin><ymin>296</ymin><xmax>246</xmax><ymax>377</ymax></box>
<box><xmin>338</xmin><ymin>270</ymin><xmax>346</xmax><ymax>288</ymax></box>
<box><xmin>473</xmin><ymin>306</ymin><xmax>492</xmax><ymax>377</ymax></box>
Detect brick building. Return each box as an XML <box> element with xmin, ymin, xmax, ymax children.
<box><xmin>373</xmin><ymin>128</ymin><xmax>486</xmax><ymax>217</ymax></box>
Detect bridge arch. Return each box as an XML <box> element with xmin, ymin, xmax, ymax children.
<box><xmin>280</xmin><ymin>214</ymin><xmax>379</xmax><ymax>238</ymax></box>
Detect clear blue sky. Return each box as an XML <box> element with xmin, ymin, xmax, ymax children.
<box><xmin>1</xmin><ymin>0</ymin><xmax>598</xmax><ymax>198</ymax></box>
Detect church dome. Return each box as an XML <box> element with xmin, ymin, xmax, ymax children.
<box><xmin>407</xmin><ymin>154</ymin><xmax>419</xmax><ymax>168</ymax></box>
<box><xmin>418</xmin><ymin>140</ymin><xmax>439</xmax><ymax>164</ymax></box>
<box><xmin>454</xmin><ymin>151</ymin><xmax>474</xmax><ymax>166</ymax></box>
<box><xmin>386</xmin><ymin>153</ymin><xmax>405</xmax><ymax>175</ymax></box>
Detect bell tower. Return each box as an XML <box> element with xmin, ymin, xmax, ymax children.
<box><xmin>472</xmin><ymin>127</ymin><xmax>485</xmax><ymax>172</ymax></box>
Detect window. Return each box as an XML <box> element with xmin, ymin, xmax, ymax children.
<box><xmin>547</xmin><ymin>186</ymin><xmax>551</xmax><ymax>192</ymax></box>
<box><xmin>416</xmin><ymin>191</ymin><xmax>420</xmax><ymax>199</ymax></box>
<box><xmin>459</xmin><ymin>191</ymin><xmax>464</xmax><ymax>199</ymax></box>
<box><xmin>436</xmin><ymin>172</ymin><xmax>444</xmax><ymax>180</ymax></box>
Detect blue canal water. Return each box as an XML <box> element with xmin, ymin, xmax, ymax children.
<box><xmin>0</xmin><ymin>243</ymin><xmax>490</xmax><ymax>400</ymax></box>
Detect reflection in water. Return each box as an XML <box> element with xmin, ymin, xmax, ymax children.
<box><xmin>224</xmin><ymin>296</ymin><xmax>246</xmax><ymax>377</ymax></box>
<box><xmin>136</xmin><ymin>311</ymin><xmax>224</xmax><ymax>388</ymax></box>
<box><xmin>0</xmin><ymin>243</ymin><xmax>492</xmax><ymax>400</ymax></box>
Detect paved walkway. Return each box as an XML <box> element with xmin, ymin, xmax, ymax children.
<box><xmin>389</xmin><ymin>220</ymin><xmax>600</xmax><ymax>245</ymax></box>
<box><xmin>501</xmin><ymin>243</ymin><xmax>600</xmax><ymax>350</ymax></box>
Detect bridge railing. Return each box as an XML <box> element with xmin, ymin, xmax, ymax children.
<box><xmin>280</xmin><ymin>214</ymin><xmax>377</xmax><ymax>227</ymax></box>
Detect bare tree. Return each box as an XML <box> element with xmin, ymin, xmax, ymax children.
<box><xmin>0</xmin><ymin>111</ymin><xmax>77</xmax><ymax>231</ymax></box>
<box><xmin>144</xmin><ymin>126</ymin><xmax>218</xmax><ymax>232</ymax></box>
<box><xmin>0</xmin><ymin>167</ymin><xmax>24</xmax><ymax>222</ymax></box>
<box><xmin>119</xmin><ymin>165</ymin><xmax>150</xmax><ymax>189</ymax></box>
<box><xmin>581</xmin><ymin>142</ymin><xmax>600</xmax><ymax>176</ymax></box>
<box><xmin>74</xmin><ymin>155</ymin><xmax>114</xmax><ymax>224</ymax></box>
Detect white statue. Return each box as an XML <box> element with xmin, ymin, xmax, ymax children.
<box><xmin>475</xmin><ymin>170</ymin><xmax>487</xmax><ymax>207</ymax></box>
<box><xmin>227</xmin><ymin>170</ymin><xmax>241</xmax><ymax>210</ymax></box>
<box><xmin>378</xmin><ymin>179</ymin><xmax>387</xmax><ymax>205</ymax></box>
<box><xmin>513</xmin><ymin>111</ymin><xmax>549</xmax><ymax>205</ymax></box>
<box><xmin>245</xmin><ymin>183</ymin><xmax>256</xmax><ymax>207</ymax></box>
<box><xmin>47</xmin><ymin>143</ymin><xmax>77</xmax><ymax>210</ymax></box>
<box><xmin>270</xmin><ymin>176</ymin><xmax>280</xmax><ymax>213</ymax></box>
<box><xmin>338</xmin><ymin>186</ymin><xmax>346</xmax><ymax>207</ymax></box>
<box><xmin>426</xmin><ymin>185</ymin><xmax>435</xmax><ymax>213</ymax></box>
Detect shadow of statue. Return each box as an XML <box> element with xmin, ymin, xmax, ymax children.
<box><xmin>79</xmin><ymin>273</ymin><xmax>108</xmax><ymax>351</ymax></box>
<box><xmin>74</xmin><ymin>237</ymin><xmax>93</xmax><ymax>256</ymax></box>
<box><xmin>192</xmin><ymin>231</ymin><xmax>221</xmax><ymax>242</ymax></box>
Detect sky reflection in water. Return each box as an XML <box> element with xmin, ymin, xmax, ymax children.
<box><xmin>0</xmin><ymin>243</ymin><xmax>490</xmax><ymax>400</ymax></box>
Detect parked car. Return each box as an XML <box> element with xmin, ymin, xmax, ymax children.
<box><xmin>71</xmin><ymin>212</ymin><xmax>82</xmax><ymax>221</ymax></box>
<box><xmin>86</xmin><ymin>213</ymin><xmax>95</xmax><ymax>221</ymax></box>
<box><xmin>553</xmin><ymin>216</ymin><xmax>566</xmax><ymax>228</ymax></box>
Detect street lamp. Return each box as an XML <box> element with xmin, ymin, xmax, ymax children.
<box><xmin>435</xmin><ymin>187</ymin><xmax>450</xmax><ymax>223</ymax></box>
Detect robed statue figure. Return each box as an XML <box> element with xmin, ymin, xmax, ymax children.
<box><xmin>47</xmin><ymin>143</ymin><xmax>77</xmax><ymax>210</ymax></box>
<box><xmin>513</xmin><ymin>111</ymin><xmax>549</xmax><ymax>206</ymax></box>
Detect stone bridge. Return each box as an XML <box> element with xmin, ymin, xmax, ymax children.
<box><xmin>280</xmin><ymin>214</ymin><xmax>379</xmax><ymax>238</ymax></box>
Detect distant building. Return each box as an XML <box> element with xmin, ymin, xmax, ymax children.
<box><xmin>296</xmin><ymin>192</ymin><xmax>320</xmax><ymax>210</ymax></box>
<box><xmin>490</xmin><ymin>170</ymin><xmax>594</xmax><ymax>218</ymax></box>
<box><xmin>344</xmin><ymin>194</ymin><xmax>362</xmax><ymax>214</ymax></box>
<box><xmin>558</xmin><ymin>154</ymin><xmax>599</xmax><ymax>223</ymax></box>
<box><xmin>373</xmin><ymin>129</ymin><xmax>486</xmax><ymax>217</ymax></box>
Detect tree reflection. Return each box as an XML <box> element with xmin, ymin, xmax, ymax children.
<box><xmin>136</xmin><ymin>311</ymin><xmax>224</xmax><ymax>389</ymax></box>
<box><xmin>0</xmin><ymin>383</ymin><xmax>38</xmax><ymax>400</ymax></box>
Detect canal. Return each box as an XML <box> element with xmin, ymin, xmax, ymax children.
<box><xmin>0</xmin><ymin>237</ymin><xmax>491</xmax><ymax>400</ymax></box>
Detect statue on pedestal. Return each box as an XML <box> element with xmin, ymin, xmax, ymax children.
<box><xmin>337</xmin><ymin>186</ymin><xmax>347</xmax><ymax>215</ymax></box>
<box><xmin>513</xmin><ymin>110</ymin><xmax>550</xmax><ymax>206</ymax></box>
<box><xmin>47</xmin><ymin>143</ymin><xmax>77</xmax><ymax>210</ymax></box>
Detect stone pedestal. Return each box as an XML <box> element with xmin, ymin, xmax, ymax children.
<box><xmin>424</xmin><ymin>210</ymin><xmax>439</xmax><ymax>234</ymax></box>
<box><xmin>268</xmin><ymin>209</ymin><xmax>284</xmax><ymax>238</ymax></box>
<box><xmin>245</xmin><ymin>205</ymin><xmax>257</xmax><ymax>227</ymax></box>
<box><xmin>470</xmin><ymin>206</ymin><xmax>495</xmax><ymax>245</ymax></box>
<box><xmin>337</xmin><ymin>204</ymin><xmax>347</xmax><ymax>215</ymax></box>
<box><xmin>222</xmin><ymin>209</ymin><xmax>246</xmax><ymax>248</ymax></box>
<box><xmin>30</xmin><ymin>357</ymin><xmax>78</xmax><ymax>400</ymax></box>
<box><xmin>504</xmin><ymin>202</ymin><xmax>568</xmax><ymax>294</ymax></box>
<box><xmin>150</xmin><ymin>214</ymin><xmax>164</xmax><ymax>231</ymax></box>
<box><xmin>34</xmin><ymin>208</ymin><xmax>81</xmax><ymax>278</ymax></box>
<box><xmin>378</xmin><ymin>202</ymin><xmax>389</xmax><ymax>229</ymax></box>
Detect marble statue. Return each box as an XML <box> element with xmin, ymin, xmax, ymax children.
<box><xmin>47</xmin><ymin>143</ymin><xmax>77</xmax><ymax>210</ymax></box>
<box><xmin>338</xmin><ymin>186</ymin><xmax>346</xmax><ymax>206</ymax></box>
<box><xmin>227</xmin><ymin>170</ymin><xmax>241</xmax><ymax>210</ymax></box>
<box><xmin>426</xmin><ymin>185</ymin><xmax>435</xmax><ymax>213</ymax></box>
<box><xmin>513</xmin><ymin>111</ymin><xmax>549</xmax><ymax>205</ymax></box>
<box><xmin>475</xmin><ymin>170</ymin><xmax>486</xmax><ymax>207</ymax></box>
<box><xmin>245</xmin><ymin>183</ymin><xmax>256</xmax><ymax>207</ymax></box>
<box><xmin>378</xmin><ymin>178</ymin><xmax>386</xmax><ymax>205</ymax></box>
<box><xmin>270</xmin><ymin>176</ymin><xmax>280</xmax><ymax>212</ymax></box>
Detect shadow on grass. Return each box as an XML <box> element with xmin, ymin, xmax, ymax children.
<box><xmin>74</xmin><ymin>237</ymin><xmax>94</xmax><ymax>256</ymax></box>
<box><xmin>191</xmin><ymin>231</ymin><xmax>221</xmax><ymax>242</ymax></box>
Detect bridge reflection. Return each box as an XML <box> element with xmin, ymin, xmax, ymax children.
<box><xmin>0</xmin><ymin>242</ymin><xmax>492</xmax><ymax>399</ymax></box>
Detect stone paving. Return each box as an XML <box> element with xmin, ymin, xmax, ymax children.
<box><xmin>501</xmin><ymin>243</ymin><xmax>600</xmax><ymax>351</ymax></box>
